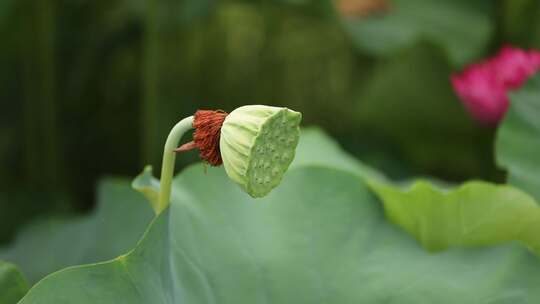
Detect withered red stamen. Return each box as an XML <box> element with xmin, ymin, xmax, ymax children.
<box><xmin>174</xmin><ymin>110</ymin><xmax>228</xmax><ymax>166</ymax></box>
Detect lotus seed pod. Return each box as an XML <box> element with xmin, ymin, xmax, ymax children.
<box><xmin>219</xmin><ymin>105</ymin><xmax>302</xmax><ymax>198</ymax></box>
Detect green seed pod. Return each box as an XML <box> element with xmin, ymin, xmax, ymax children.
<box><xmin>220</xmin><ymin>105</ymin><xmax>302</xmax><ymax>198</ymax></box>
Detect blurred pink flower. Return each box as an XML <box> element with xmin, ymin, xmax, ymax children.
<box><xmin>451</xmin><ymin>45</ymin><xmax>540</xmax><ymax>126</ymax></box>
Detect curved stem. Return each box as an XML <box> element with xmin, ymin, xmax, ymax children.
<box><xmin>157</xmin><ymin>116</ymin><xmax>194</xmax><ymax>213</ymax></box>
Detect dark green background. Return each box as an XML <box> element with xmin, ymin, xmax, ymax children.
<box><xmin>1</xmin><ymin>0</ymin><xmax>540</xmax><ymax>243</ymax></box>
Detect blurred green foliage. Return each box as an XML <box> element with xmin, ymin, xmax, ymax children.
<box><xmin>1</xmin><ymin>0</ymin><xmax>540</xmax><ymax>243</ymax></box>
<box><xmin>0</xmin><ymin>260</ymin><xmax>28</xmax><ymax>304</ymax></box>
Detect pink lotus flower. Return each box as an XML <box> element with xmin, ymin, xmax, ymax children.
<box><xmin>451</xmin><ymin>45</ymin><xmax>540</xmax><ymax>126</ymax></box>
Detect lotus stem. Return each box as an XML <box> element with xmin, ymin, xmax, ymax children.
<box><xmin>157</xmin><ymin>116</ymin><xmax>194</xmax><ymax>213</ymax></box>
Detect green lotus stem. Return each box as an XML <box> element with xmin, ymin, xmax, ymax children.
<box><xmin>157</xmin><ymin>116</ymin><xmax>194</xmax><ymax>213</ymax></box>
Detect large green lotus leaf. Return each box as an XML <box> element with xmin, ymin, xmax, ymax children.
<box><xmin>0</xmin><ymin>128</ymin><xmax>359</xmax><ymax>285</ymax></box>
<box><xmin>341</xmin><ymin>0</ymin><xmax>493</xmax><ymax>66</ymax></box>
<box><xmin>369</xmin><ymin>179</ymin><xmax>540</xmax><ymax>255</ymax></box>
<box><xmin>496</xmin><ymin>73</ymin><xmax>540</xmax><ymax>201</ymax></box>
<box><xmin>0</xmin><ymin>179</ymin><xmax>153</xmax><ymax>284</ymax></box>
<box><xmin>18</xmin><ymin>165</ymin><xmax>540</xmax><ymax>303</ymax></box>
<box><xmin>0</xmin><ymin>261</ymin><xmax>27</xmax><ymax>304</ymax></box>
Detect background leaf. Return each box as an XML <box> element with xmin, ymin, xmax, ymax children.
<box><xmin>0</xmin><ymin>260</ymin><xmax>28</xmax><ymax>304</ymax></box>
<box><xmin>369</xmin><ymin>179</ymin><xmax>540</xmax><ymax>255</ymax></box>
<box><xmin>18</xmin><ymin>165</ymin><xmax>540</xmax><ymax>303</ymax></box>
<box><xmin>496</xmin><ymin>73</ymin><xmax>540</xmax><ymax>201</ymax></box>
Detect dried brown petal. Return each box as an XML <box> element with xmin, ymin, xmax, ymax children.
<box><xmin>175</xmin><ymin>110</ymin><xmax>228</xmax><ymax>166</ymax></box>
